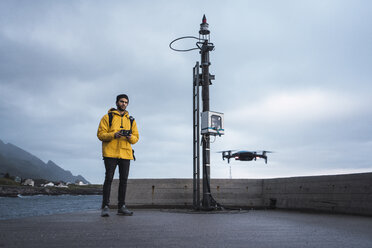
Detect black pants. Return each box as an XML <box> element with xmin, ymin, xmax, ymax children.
<box><xmin>102</xmin><ymin>157</ymin><xmax>130</xmax><ymax>209</ymax></box>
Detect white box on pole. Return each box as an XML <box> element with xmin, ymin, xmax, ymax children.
<box><xmin>201</xmin><ymin>111</ymin><xmax>224</xmax><ymax>136</ymax></box>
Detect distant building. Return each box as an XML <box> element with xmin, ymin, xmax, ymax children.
<box><xmin>22</xmin><ymin>179</ymin><xmax>35</xmax><ymax>187</ymax></box>
<box><xmin>44</xmin><ymin>182</ymin><xmax>54</xmax><ymax>187</ymax></box>
<box><xmin>55</xmin><ymin>182</ymin><xmax>68</xmax><ymax>188</ymax></box>
<box><xmin>76</xmin><ymin>180</ymin><xmax>88</xmax><ymax>186</ymax></box>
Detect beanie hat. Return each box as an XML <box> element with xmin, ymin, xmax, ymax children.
<box><xmin>116</xmin><ymin>94</ymin><xmax>129</xmax><ymax>103</ymax></box>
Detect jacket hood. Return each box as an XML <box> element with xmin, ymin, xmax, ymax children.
<box><xmin>108</xmin><ymin>108</ymin><xmax>129</xmax><ymax>117</ymax></box>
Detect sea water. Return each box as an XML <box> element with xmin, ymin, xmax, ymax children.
<box><xmin>0</xmin><ymin>194</ymin><xmax>101</xmax><ymax>220</ymax></box>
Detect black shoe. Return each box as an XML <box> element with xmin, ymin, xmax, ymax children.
<box><xmin>117</xmin><ymin>205</ymin><xmax>133</xmax><ymax>216</ymax></box>
<box><xmin>101</xmin><ymin>206</ymin><xmax>110</xmax><ymax>217</ymax></box>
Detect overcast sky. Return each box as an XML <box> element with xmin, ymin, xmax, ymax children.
<box><xmin>1</xmin><ymin>0</ymin><xmax>371</xmax><ymax>184</ymax></box>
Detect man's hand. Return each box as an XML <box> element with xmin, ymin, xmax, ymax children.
<box><xmin>114</xmin><ymin>131</ymin><xmax>123</xmax><ymax>139</ymax></box>
<box><xmin>115</xmin><ymin>131</ymin><xmax>131</xmax><ymax>140</ymax></box>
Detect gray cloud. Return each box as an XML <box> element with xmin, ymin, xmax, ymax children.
<box><xmin>1</xmin><ymin>0</ymin><xmax>371</xmax><ymax>183</ymax></box>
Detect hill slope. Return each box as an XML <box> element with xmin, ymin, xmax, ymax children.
<box><xmin>0</xmin><ymin>139</ymin><xmax>89</xmax><ymax>184</ymax></box>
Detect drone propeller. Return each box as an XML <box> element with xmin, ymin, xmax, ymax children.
<box><xmin>216</xmin><ymin>150</ymin><xmax>237</xmax><ymax>153</ymax></box>
<box><xmin>217</xmin><ymin>150</ymin><xmax>236</xmax><ymax>164</ymax></box>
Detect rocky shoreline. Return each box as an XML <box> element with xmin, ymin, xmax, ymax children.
<box><xmin>0</xmin><ymin>185</ymin><xmax>102</xmax><ymax>197</ymax></box>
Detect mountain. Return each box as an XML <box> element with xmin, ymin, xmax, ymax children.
<box><xmin>0</xmin><ymin>139</ymin><xmax>89</xmax><ymax>184</ymax></box>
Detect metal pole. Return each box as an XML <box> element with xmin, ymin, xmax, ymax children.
<box><xmin>201</xmin><ymin>41</ymin><xmax>211</xmax><ymax>209</ymax></box>
<box><xmin>198</xmin><ymin>15</ymin><xmax>214</xmax><ymax>210</ymax></box>
<box><xmin>170</xmin><ymin>15</ymin><xmax>214</xmax><ymax>210</ymax></box>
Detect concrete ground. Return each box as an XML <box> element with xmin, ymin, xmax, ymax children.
<box><xmin>1</xmin><ymin>209</ymin><xmax>372</xmax><ymax>248</ymax></box>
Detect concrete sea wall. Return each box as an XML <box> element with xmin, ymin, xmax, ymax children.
<box><xmin>263</xmin><ymin>172</ymin><xmax>372</xmax><ymax>216</ymax></box>
<box><xmin>110</xmin><ymin>172</ymin><xmax>372</xmax><ymax>216</ymax></box>
<box><xmin>110</xmin><ymin>179</ymin><xmax>263</xmax><ymax>208</ymax></box>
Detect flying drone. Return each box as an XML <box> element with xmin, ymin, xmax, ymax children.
<box><xmin>219</xmin><ymin>150</ymin><xmax>273</xmax><ymax>164</ymax></box>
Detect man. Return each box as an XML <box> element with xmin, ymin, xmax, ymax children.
<box><xmin>97</xmin><ymin>94</ymin><xmax>139</xmax><ymax>217</ymax></box>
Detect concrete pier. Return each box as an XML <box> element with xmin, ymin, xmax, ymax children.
<box><xmin>2</xmin><ymin>172</ymin><xmax>372</xmax><ymax>247</ymax></box>
<box><xmin>1</xmin><ymin>209</ymin><xmax>372</xmax><ymax>248</ymax></box>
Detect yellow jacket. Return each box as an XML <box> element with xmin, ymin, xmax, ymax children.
<box><xmin>97</xmin><ymin>108</ymin><xmax>139</xmax><ymax>160</ymax></box>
